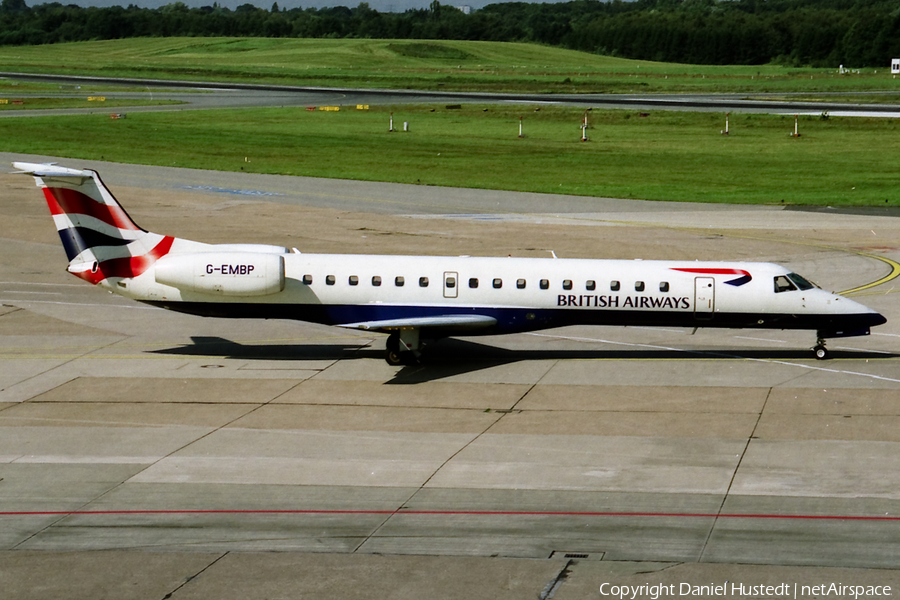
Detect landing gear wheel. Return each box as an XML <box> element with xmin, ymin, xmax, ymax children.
<box><xmin>385</xmin><ymin>332</ymin><xmax>419</xmax><ymax>366</ymax></box>
<box><xmin>386</xmin><ymin>332</ymin><xmax>400</xmax><ymax>353</ymax></box>
<box><xmin>386</xmin><ymin>348</ymin><xmax>405</xmax><ymax>366</ymax></box>
<box><xmin>385</xmin><ymin>349</ymin><xmax>418</xmax><ymax>366</ymax></box>
<box><xmin>814</xmin><ymin>344</ymin><xmax>828</xmax><ymax>360</ymax></box>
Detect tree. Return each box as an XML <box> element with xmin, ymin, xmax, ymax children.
<box><xmin>0</xmin><ymin>0</ymin><xmax>28</xmax><ymax>13</ymax></box>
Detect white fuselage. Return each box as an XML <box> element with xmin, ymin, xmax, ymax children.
<box><xmin>107</xmin><ymin>244</ymin><xmax>882</xmax><ymax>339</ymax></box>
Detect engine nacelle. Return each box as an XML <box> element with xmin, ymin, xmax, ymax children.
<box><xmin>154</xmin><ymin>252</ymin><xmax>285</xmax><ymax>297</ymax></box>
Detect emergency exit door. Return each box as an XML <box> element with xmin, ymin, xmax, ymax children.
<box><xmin>444</xmin><ymin>272</ymin><xmax>458</xmax><ymax>299</ymax></box>
<box><xmin>694</xmin><ymin>277</ymin><xmax>715</xmax><ymax>319</ymax></box>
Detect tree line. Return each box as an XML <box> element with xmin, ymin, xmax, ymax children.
<box><xmin>1</xmin><ymin>0</ymin><xmax>899</xmax><ymax>67</ymax></box>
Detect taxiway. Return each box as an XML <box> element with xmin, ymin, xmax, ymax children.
<box><xmin>1</xmin><ymin>155</ymin><xmax>898</xmax><ymax>598</ymax></box>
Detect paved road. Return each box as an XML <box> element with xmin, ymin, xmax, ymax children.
<box><xmin>3</xmin><ymin>72</ymin><xmax>900</xmax><ymax>117</ymax></box>
<box><xmin>1</xmin><ymin>157</ymin><xmax>898</xmax><ymax>597</ymax></box>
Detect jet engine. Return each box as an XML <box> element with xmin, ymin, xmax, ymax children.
<box><xmin>154</xmin><ymin>252</ymin><xmax>285</xmax><ymax>297</ymax></box>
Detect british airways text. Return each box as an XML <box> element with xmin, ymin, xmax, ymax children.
<box><xmin>558</xmin><ymin>295</ymin><xmax>691</xmax><ymax>309</ymax></box>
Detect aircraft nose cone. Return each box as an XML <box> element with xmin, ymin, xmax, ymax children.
<box><xmin>868</xmin><ymin>311</ymin><xmax>888</xmax><ymax>327</ymax></box>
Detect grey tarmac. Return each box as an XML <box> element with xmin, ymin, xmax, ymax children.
<box><xmin>0</xmin><ymin>156</ymin><xmax>898</xmax><ymax>598</ymax></box>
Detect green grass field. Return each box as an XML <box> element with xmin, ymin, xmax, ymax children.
<box><xmin>1</xmin><ymin>38</ymin><xmax>899</xmax><ymax>95</ymax></box>
<box><xmin>1</xmin><ymin>38</ymin><xmax>897</xmax><ymax>206</ymax></box>
<box><xmin>2</xmin><ymin>104</ymin><xmax>897</xmax><ymax>206</ymax></box>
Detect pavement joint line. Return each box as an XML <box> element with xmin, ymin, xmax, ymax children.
<box><xmin>539</xmin><ymin>559</ymin><xmax>574</xmax><ymax>600</ymax></box>
<box><xmin>699</xmin><ymin>386</ymin><xmax>772</xmax><ymax>563</ymax></box>
<box><xmin>3</xmin><ymin>509</ymin><xmax>900</xmax><ymax>520</ymax></box>
<box><xmin>159</xmin><ymin>551</ymin><xmax>229</xmax><ymax>600</ymax></box>
<box><xmin>349</xmin><ymin>376</ymin><xmax>549</xmax><ymax>553</ymax></box>
<box><xmin>53</xmin><ymin>399</ymin><xmax>275</xmax><ymax>536</ymax></box>
<box><xmin>264</xmin><ymin>380</ymin><xmax>306</xmax><ymax>405</ymax></box>
<box><xmin>349</xmin><ymin>410</ymin><xmax>506</xmax><ymax>552</ymax></box>
<box><xmin>0</xmin><ymin>333</ymin><xmax>128</xmax><ymax>404</ymax></box>
<box><xmin>2</xmin><ymin>352</ymin><xmax>898</xmax><ymax>362</ymax></box>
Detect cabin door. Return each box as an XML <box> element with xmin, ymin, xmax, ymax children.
<box><xmin>694</xmin><ymin>277</ymin><xmax>715</xmax><ymax>319</ymax></box>
<box><xmin>443</xmin><ymin>272</ymin><xmax>458</xmax><ymax>299</ymax></box>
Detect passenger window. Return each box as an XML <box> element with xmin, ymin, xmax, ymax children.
<box><xmin>635</xmin><ymin>281</ymin><xmax>645</xmax><ymax>292</ymax></box>
<box><xmin>540</xmin><ymin>279</ymin><xmax>549</xmax><ymax>290</ymax></box>
<box><xmin>446</xmin><ymin>277</ymin><xmax>456</xmax><ymax>288</ymax></box>
<box><xmin>493</xmin><ymin>278</ymin><xmax>502</xmax><ymax>289</ymax></box>
<box><xmin>372</xmin><ymin>276</ymin><xmax>382</xmax><ymax>287</ymax></box>
<box><xmin>517</xmin><ymin>279</ymin><xmax>526</xmax><ymax>289</ymax></box>
<box><xmin>774</xmin><ymin>275</ymin><xmax>796</xmax><ymax>293</ymax></box>
<box><xmin>660</xmin><ymin>282</ymin><xmax>669</xmax><ymax>292</ymax></box>
<box><xmin>419</xmin><ymin>277</ymin><xmax>429</xmax><ymax>287</ymax></box>
<box><xmin>303</xmin><ymin>274</ymin><xmax>313</xmax><ymax>285</ymax></box>
<box><xmin>562</xmin><ymin>280</ymin><xmax>573</xmax><ymax>290</ymax></box>
<box><xmin>586</xmin><ymin>280</ymin><xmax>596</xmax><ymax>291</ymax></box>
<box><xmin>395</xmin><ymin>276</ymin><xmax>405</xmax><ymax>287</ymax></box>
<box><xmin>349</xmin><ymin>276</ymin><xmax>359</xmax><ymax>286</ymax></box>
<box><xmin>326</xmin><ymin>275</ymin><xmax>336</xmax><ymax>286</ymax></box>
<box><xmin>610</xmin><ymin>280</ymin><xmax>620</xmax><ymax>291</ymax></box>
<box><xmin>469</xmin><ymin>278</ymin><xmax>479</xmax><ymax>289</ymax></box>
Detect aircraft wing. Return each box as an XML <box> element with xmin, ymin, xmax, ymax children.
<box><xmin>337</xmin><ymin>314</ymin><xmax>497</xmax><ymax>333</ymax></box>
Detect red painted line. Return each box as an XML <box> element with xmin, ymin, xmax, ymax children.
<box><xmin>1</xmin><ymin>510</ymin><xmax>898</xmax><ymax>521</ymax></box>
<box><xmin>670</xmin><ymin>268</ymin><xmax>749</xmax><ymax>276</ymax></box>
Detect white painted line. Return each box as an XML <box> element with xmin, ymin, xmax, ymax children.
<box><xmin>0</xmin><ymin>299</ymin><xmax>157</xmax><ymax>310</ymax></box>
<box><xmin>525</xmin><ymin>331</ymin><xmax>685</xmax><ymax>353</ymax></box>
<box><xmin>0</xmin><ymin>281</ymin><xmax>85</xmax><ymax>287</ymax></box>
<box><xmin>524</xmin><ymin>332</ymin><xmax>900</xmax><ymax>384</ymax></box>
<box><xmin>834</xmin><ymin>346</ymin><xmax>895</xmax><ymax>355</ymax></box>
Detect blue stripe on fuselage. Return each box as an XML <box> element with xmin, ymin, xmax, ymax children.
<box><xmin>140</xmin><ymin>301</ymin><xmax>886</xmax><ymax>337</ymax></box>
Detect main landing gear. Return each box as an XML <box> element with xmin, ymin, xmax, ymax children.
<box><xmin>813</xmin><ymin>337</ymin><xmax>829</xmax><ymax>360</ymax></box>
<box><xmin>385</xmin><ymin>330</ymin><xmax>421</xmax><ymax>366</ymax></box>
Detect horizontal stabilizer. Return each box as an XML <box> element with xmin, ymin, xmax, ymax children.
<box><xmin>12</xmin><ymin>162</ymin><xmax>92</xmax><ymax>178</ymax></box>
<box><xmin>338</xmin><ymin>314</ymin><xmax>497</xmax><ymax>333</ymax></box>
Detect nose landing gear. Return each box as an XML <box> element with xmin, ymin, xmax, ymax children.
<box><xmin>813</xmin><ymin>338</ymin><xmax>829</xmax><ymax>360</ymax></box>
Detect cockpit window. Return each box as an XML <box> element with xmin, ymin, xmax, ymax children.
<box><xmin>787</xmin><ymin>273</ymin><xmax>816</xmax><ymax>291</ymax></box>
<box><xmin>774</xmin><ymin>275</ymin><xmax>797</xmax><ymax>293</ymax></box>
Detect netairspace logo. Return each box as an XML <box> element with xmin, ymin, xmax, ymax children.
<box><xmin>599</xmin><ymin>582</ymin><xmax>893</xmax><ymax>600</ymax></box>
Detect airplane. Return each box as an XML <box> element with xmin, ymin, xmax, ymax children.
<box><xmin>12</xmin><ymin>161</ymin><xmax>887</xmax><ymax>365</ymax></box>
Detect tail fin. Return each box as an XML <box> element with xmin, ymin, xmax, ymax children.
<box><xmin>13</xmin><ymin>162</ymin><xmax>174</xmax><ymax>284</ymax></box>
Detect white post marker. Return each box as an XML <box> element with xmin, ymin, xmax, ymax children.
<box><xmin>581</xmin><ymin>111</ymin><xmax>589</xmax><ymax>142</ymax></box>
<box><xmin>791</xmin><ymin>114</ymin><xmax>801</xmax><ymax>137</ymax></box>
<box><xmin>389</xmin><ymin>112</ymin><xmax>394</xmax><ymax>132</ymax></box>
<box><xmin>722</xmin><ymin>112</ymin><xmax>730</xmax><ymax>135</ymax></box>
<box><xmin>518</xmin><ymin>116</ymin><xmax>524</xmax><ymax>138</ymax></box>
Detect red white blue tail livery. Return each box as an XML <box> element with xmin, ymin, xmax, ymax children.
<box><xmin>15</xmin><ymin>161</ymin><xmax>887</xmax><ymax>364</ymax></box>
